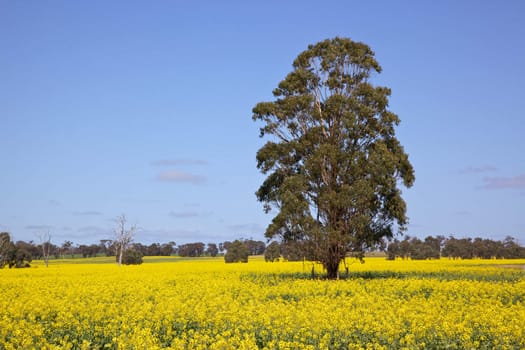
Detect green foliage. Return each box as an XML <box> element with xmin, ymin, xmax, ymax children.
<box><xmin>11</xmin><ymin>247</ymin><xmax>32</xmax><ymax>268</ymax></box>
<box><xmin>224</xmin><ymin>240</ymin><xmax>249</xmax><ymax>263</ymax></box>
<box><xmin>387</xmin><ymin>235</ymin><xmax>525</xmax><ymax>260</ymax></box>
<box><xmin>264</xmin><ymin>241</ymin><xmax>281</xmax><ymax>262</ymax></box>
<box><xmin>118</xmin><ymin>249</ymin><xmax>143</xmax><ymax>265</ymax></box>
<box><xmin>387</xmin><ymin>236</ymin><xmax>443</xmax><ymax>260</ymax></box>
<box><xmin>206</xmin><ymin>243</ymin><xmax>219</xmax><ymax>257</ymax></box>
<box><xmin>253</xmin><ymin>37</ymin><xmax>415</xmax><ymax>278</ymax></box>
<box><xmin>177</xmin><ymin>242</ymin><xmax>205</xmax><ymax>257</ymax></box>
<box><xmin>243</xmin><ymin>239</ymin><xmax>266</xmax><ymax>255</ymax></box>
<box><xmin>279</xmin><ymin>241</ymin><xmax>315</xmax><ymax>262</ymax></box>
<box><xmin>0</xmin><ymin>232</ymin><xmax>32</xmax><ymax>268</ymax></box>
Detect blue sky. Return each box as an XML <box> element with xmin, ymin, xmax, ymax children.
<box><xmin>1</xmin><ymin>1</ymin><xmax>524</xmax><ymax>246</ymax></box>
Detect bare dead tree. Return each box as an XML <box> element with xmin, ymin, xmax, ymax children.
<box><xmin>38</xmin><ymin>231</ymin><xmax>52</xmax><ymax>268</ymax></box>
<box><xmin>114</xmin><ymin>214</ymin><xmax>137</xmax><ymax>266</ymax></box>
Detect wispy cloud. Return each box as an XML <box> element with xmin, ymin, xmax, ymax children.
<box><xmin>156</xmin><ymin>170</ymin><xmax>206</xmax><ymax>184</ymax></box>
<box><xmin>169</xmin><ymin>210</ymin><xmax>212</xmax><ymax>218</ymax></box>
<box><xmin>77</xmin><ymin>226</ymin><xmax>104</xmax><ymax>232</ymax></box>
<box><xmin>25</xmin><ymin>225</ymin><xmax>53</xmax><ymax>231</ymax></box>
<box><xmin>43</xmin><ymin>226</ymin><xmax>112</xmax><ymax>243</ymax></box>
<box><xmin>454</xmin><ymin>210</ymin><xmax>471</xmax><ymax>216</ymax></box>
<box><xmin>121</xmin><ymin>198</ymin><xmax>165</xmax><ymax>204</ymax></box>
<box><xmin>77</xmin><ymin>226</ymin><xmax>111</xmax><ymax>236</ymax></box>
<box><xmin>73</xmin><ymin>211</ymin><xmax>102</xmax><ymax>216</ymax></box>
<box><xmin>48</xmin><ymin>200</ymin><xmax>61</xmax><ymax>206</ymax></box>
<box><xmin>458</xmin><ymin>165</ymin><xmax>498</xmax><ymax>174</ymax></box>
<box><xmin>138</xmin><ymin>228</ymin><xmax>201</xmax><ymax>243</ymax></box>
<box><xmin>227</xmin><ymin>223</ymin><xmax>265</xmax><ymax>235</ymax></box>
<box><xmin>481</xmin><ymin>174</ymin><xmax>525</xmax><ymax>189</ymax></box>
<box><xmin>151</xmin><ymin>159</ymin><xmax>208</xmax><ymax>166</ymax></box>
<box><xmin>169</xmin><ymin>210</ymin><xmax>200</xmax><ymax>218</ymax></box>
<box><xmin>183</xmin><ymin>202</ymin><xmax>201</xmax><ymax>207</ymax></box>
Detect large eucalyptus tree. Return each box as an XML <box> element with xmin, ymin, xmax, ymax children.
<box><xmin>253</xmin><ymin>37</ymin><xmax>415</xmax><ymax>278</ymax></box>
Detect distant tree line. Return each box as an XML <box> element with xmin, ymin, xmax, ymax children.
<box><xmin>387</xmin><ymin>235</ymin><xmax>525</xmax><ymax>260</ymax></box>
<box><xmin>0</xmin><ymin>231</ymin><xmax>268</xmax><ymax>267</ymax></box>
<box><xmin>176</xmin><ymin>239</ymin><xmax>266</xmax><ymax>262</ymax></box>
<box><xmin>2</xmin><ymin>230</ymin><xmax>525</xmax><ymax>268</ymax></box>
<box><xmin>264</xmin><ymin>236</ymin><xmax>525</xmax><ymax>262</ymax></box>
<box><xmin>131</xmin><ymin>242</ymin><xmax>177</xmax><ymax>257</ymax></box>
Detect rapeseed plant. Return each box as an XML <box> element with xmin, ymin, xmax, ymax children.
<box><xmin>0</xmin><ymin>257</ymin><xmax>523</xmax><ymax>349</ymax></box>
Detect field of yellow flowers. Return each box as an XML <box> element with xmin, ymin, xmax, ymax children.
<box><xmin>1</xmin><ymin>256</ymin><xmax>524</xmax><ymax>350</ymax></box>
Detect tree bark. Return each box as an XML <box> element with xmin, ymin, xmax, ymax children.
<box><xmin>118</xmin><ymin>245</ymin><xmax>123</xmax><ymax>266</ymax></box>
<box><xmin>325</xmin><ymin>256</ymin><xmax>341</xmax><ymax>279</ymax></box>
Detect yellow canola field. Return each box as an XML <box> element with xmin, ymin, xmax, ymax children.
<box><xmin>1</xmin><ymin>257</ymin><xmax>524</xmax><ymax>350</ymax></box>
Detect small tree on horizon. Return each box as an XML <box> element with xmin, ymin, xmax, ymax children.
<box><xmin>38</xmin><ymin>231</ymin><xmax>52</xmax><ymax>267</ymax></box>
<box><xmin>224</xmin><ymin>240</ymin><xmax>249</xmax><ymax>263</ymax></box>
<box><xmin>114</xmin><ymin>214</ymin><xmax>137</xmax><ymax>266</ymax></box>
<box><xmin>206</xmin><ymin>243</ymin><xmax>219</xmax><ymax>257</ymax></box>
<box><xmin>119</xmin><ymin>249</ymin><xmax>143</xmax><ymax>265</ymax></box>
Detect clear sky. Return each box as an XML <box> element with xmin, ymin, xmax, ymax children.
<box><xmin>1</xmin><ymin>1</ymin><xmax>524</xmax><ymax>246</ymax></box>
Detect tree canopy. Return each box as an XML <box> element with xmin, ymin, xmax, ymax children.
<box><xmin>224</xmin><ymin>240</ymin><xmax>249</xmax><ymax>263</ymax></box>
<box><xmin>0</xmin><ymin>232</ymin><xmax>32</xmax><ymax>268</ymax></box>
<box><xmin>253</xmin><ymin>37</ymin><xmax>415</xmax><ymax>278</ymax></box>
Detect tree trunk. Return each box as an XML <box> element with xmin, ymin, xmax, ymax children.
<box><xmin>325</xmin><ymin>257</ymin><xmax>341</xmax><ymax>279</ymax></box>
<box><xmin>118</xmin><ymin>246</ymin><xmax>123</xmax><ymax>266</ymax></box>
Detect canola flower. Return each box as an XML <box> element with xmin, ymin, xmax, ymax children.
<box><xmin>0</xmin><ymin>257</ymin><xmax>524</xmax><ymax>349</ymax></box>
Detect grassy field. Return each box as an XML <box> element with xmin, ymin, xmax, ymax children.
<box><xmin>1</xmin><ymin>257</ymin><xmax>524</xmax><ymax>349</ymax></box>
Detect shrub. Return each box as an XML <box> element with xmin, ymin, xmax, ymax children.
<box><xmin>118</xmin><ymin>249</ymin><xmax>143</xmax><ymax>265</ymax></box>
<box><xmin>264</xmin><ymin>241</ymin><xmax>281</xmax><ymax>262</ymax></box>
<box><xmin>224</xmin><ymin>240</ymin><xmax>249</xmax><ymax>263</ymax></box>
